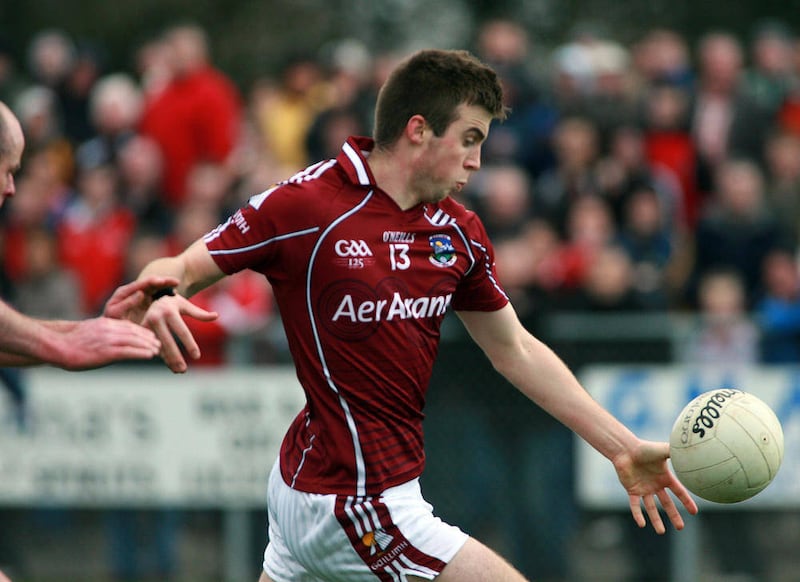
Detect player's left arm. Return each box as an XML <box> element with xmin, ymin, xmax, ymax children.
<box><xmin>456</xmin><ymin>304</ymin><xmax>699</xmax><ymax>533</ymax></box>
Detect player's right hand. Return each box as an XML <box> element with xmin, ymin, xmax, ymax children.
<box><xmin>140</xmin><ymin>294</ymin><xmax>218</xmax><ymax>373</ymax></box>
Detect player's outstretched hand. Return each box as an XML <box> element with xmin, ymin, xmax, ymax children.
<box><xmin>103</xmin><ymin>276</ymin><xmax>181</xmax><ymax>321</ymax></box>
<box><xmin>55</xmin><ymin>317</ymin><xmax>163</xmax><ymax>370</ymax></box>
<box><xmin>140</xmin><ymin>294</ymin><xmax>218</xmax><ymax>373</ymax></box>
<box><xmin>613</xmin><ymin>439</ymin><xmax>699</xmax><ymax>534</ymax></box>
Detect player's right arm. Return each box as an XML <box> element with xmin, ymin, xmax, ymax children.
<box><xmin>134</xmin><ymin>238</ymin><xmax>224</xmax><ymax>373</ymax></box>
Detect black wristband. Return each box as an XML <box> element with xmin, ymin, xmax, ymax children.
<box><xmin>151</xmin><ymin>287</ymin><xmax>176</xmax><ymax>301</ymax></box>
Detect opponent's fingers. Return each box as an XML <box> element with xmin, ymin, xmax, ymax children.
<box><xmin>107</xmin><ymin>323</ymin><xmax>162</xmax><ymax>353</ymax></box>
<box><xmin>104</xmin><ymin>290</ymin><xmax>147</xmax><ymax>319</ymax></box>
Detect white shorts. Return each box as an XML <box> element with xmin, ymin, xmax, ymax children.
<box><xmin>262</xmin><ymin>461</ymin><xmax>469</xmax><ymax>581</ymax></box>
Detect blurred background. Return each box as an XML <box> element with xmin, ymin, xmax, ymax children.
<box><xmin>2</xmin><ymin>0</ymin><xmax>800</xmax><ymax>580</ymax></box>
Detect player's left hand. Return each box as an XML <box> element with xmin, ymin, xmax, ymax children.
<box><xmin>613</xmin><ymin>439</ymin><xmax>699</xmax><ymax>534</ymax></box>
<box><xmin>103</xmin><ymin>276</ymin><xmax>181</xmax><ymax>321</ymax></box>
<box><xmin>140</xmin><ymin>293</ymin><xmax>218</xmax><ymax>373</ymax></box>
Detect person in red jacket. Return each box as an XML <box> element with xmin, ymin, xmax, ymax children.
<box><xmin>138</xmin><ymin>23</ymin><xmax>242</xmax><ymax>209</ymax></box>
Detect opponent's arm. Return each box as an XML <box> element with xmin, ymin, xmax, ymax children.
<box><xmin>0</xmin><ymin>301</ymin><xmax>163</xmax><ymax>369</ymax></box>
<box><xmin>134</xmin><ymin>239</ymin><xmax>224</xmax><ymax>373</ymax></box>
<box><xmin>457</xmin><ymin>304</ymin><xmax>698</xmax><ymax>533</ymax></box>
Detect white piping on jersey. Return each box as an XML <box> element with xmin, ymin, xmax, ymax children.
<box><xmin>247</xmin><ymin>160</ymin><xmax>338</xmax><ymax>211</ymax></box>
<box><xmin>342</xmin><ymin>141</ymin><xmax>372</xmax><ymax>186</ymax></box>
<box><xmin>291</xmin><ymin>159</ymin><xmax>338</xmax><ymax>183</ymax></box>
<box><xmin>297</xmin><ymin>189</ymin><xmax>374</xmax><ymax>496</ymax></box>
<box><xmin>290</xmin><ymin>413</ymin><xmax>316</xmax><ymax>488</ymax></box>
<box><xmin>205</xmin><ymin>226</ymin><xmax>320</xmax><ymax>255</ymax></box>
<box><xmin>425</xmin><ymin>207</ymin><xmax>453</xmax><ymax>227</ymax></box>
<box><xmin>470</xmin><ymin>239</ymin><xmax>509</xmax><ymax>301</ymax></box>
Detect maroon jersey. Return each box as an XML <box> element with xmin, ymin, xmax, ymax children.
<box><xmin>205</xmin><ymin>136</ymin><xmax>509</xmax><ymax>496</ymax></box>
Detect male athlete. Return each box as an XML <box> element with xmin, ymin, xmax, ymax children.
<box><xmin>133</xmin><ymin>50</ymin><xmax>698</xmax><ymax>581</ymax></box>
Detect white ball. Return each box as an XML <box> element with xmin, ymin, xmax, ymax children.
<box><xmin>669</xmin><ymin>389</ymin><xmax>784</xmax><ymax>503</ymax></box>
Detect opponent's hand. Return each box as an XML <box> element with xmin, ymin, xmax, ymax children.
<box><xmin>53</xmin><ymin>317</ymin><xmax>164</xmax><ymax>370</ymax></box>
<box><xmin>613</xmin><ymin>439</ymin><xmax>699</xmax><ymax>534</ymax></box>
<box><xmin>103</xmin><ymin>276</ymin><xmax>181</xmax><ymax>321</ymax></box>
<box><xmin>140</xmin><ymin>294</ymin><xmax>218</xmax><ymax>373</ymax></box>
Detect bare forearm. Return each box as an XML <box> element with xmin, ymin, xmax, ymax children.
<box><xmin>494</xmin><ymin>333</ymin><xmax>639</xmax><ymax>462</ymax></box>
<box><xmin>0</xmin><ymin>301</ymin><xmax>69</xmax><ymax>366</ymax></box>
<box><xmin>139</xmin><ymin>256</ymin><xmax>192</xmax><ymax>295</ymax></box>
<box><xmin>138</xmin><ymin>240</ymin><xmax>223</xmax><ymax>298</ymax></box>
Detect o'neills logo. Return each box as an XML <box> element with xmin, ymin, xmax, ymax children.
<box><xmin>332</xmin><ymin>291</ymin><xmax>451</xmax><ymax>323</ymax></box>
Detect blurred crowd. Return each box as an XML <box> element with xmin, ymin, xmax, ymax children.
<box><xmin>1</xmin><ymin>18</ymin><xmax>799</xmax><ymax>582</ymax></box>
<box><xmin>3</xmin><ymin>18</ymin><xmax>800</xmax><ymax>364</ymax></box>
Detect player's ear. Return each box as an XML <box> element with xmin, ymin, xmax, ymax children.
<box><xmin>405</xmin><ymin>115</ymin><xmax>428</xmax><ymax>145</ymax></box>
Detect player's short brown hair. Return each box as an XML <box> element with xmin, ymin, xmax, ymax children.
<box><xmin>373</xmin><ymin>49</ymin><xmax>507</xmax><ymax>149</ymax></box>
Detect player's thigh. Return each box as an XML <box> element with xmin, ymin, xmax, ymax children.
<box><xmin>409</xmin><ymin>537</ymin><xmax>529</xmax><ymax>582</ymax></box>
<box><xmin>258</xmin><ymin>571</ymin><xmax>275</xmax><ymax>582</ymax></box>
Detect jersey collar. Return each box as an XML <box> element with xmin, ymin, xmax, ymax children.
<box><xmin>337</xmin><ymin>136</ymin><xmax>377</xmax><ymax>187</ymax></box>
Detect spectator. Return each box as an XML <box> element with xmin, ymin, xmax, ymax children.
<box><xmin>0</xmin><ymin>151</ymin><xmax>71</xmax><ymax>283</ymax></box>
<box><xmin>690</xmin><ymin>32</ymin><xmax>774</xmax><ymax>196</ymax></box>
<box><xmin>763</xmin><ymin>129</ymin><xmax>800</xmax><ymax>245</ymax></box>
<box><xmin>641</xmin><ymin>82</ymin><xmax>700</xmax><ymax>227</ymax></box>
<box><xmin>535</xmin><ymin>116</ymin><xmax>602</xmax><ymax>236</ymax></box>
<box><xmin>75</xmin><ymin>72</ymin><xmax>143</xmax><ymax>172</ymax></box>
<box><xmin>474</xmin><ymin>19</ymin><xmax>558</xmax><ymax>176</ymax></box>
<box><xmin>465</xmin><ymin>164</ymin><xmax>538</xmax><ymax>315</ymax></box>
<box><xmin>687</xmin><ymin>158</ymin><xmax>788</xmax><ymax>308</ymax></box>
<box><xmin>251</xmin><ymin>56</ymin><xmax>326</xmax><ymax>171</ymax></box>
<box><xmin>551</xmin><ymin>195</ymin><xmax>617</xmax><ymax>297</ymax></box>
<box><xmin>139</xmin><ymin>23</ymin><xmax>242</xmax><ymax>209</ymax></box>
<box><xmin>13</xmin><ymin>227</ymin><xmax>81</xmax><ymax>320</ymax></box>
<box><xmin>756</xmin><ymin>248</ymin><xmax>800</xmax><ymax>363</ymax></box>
<box><xmin>560</xmin><ymin>244</ymin><xmax>640</xmax><ymax>312</ymax></box>
<box><xmin>57</xmin><ymin>161</ymin><xmax>136</xmax><ymax>315</ymax></box>
<box><xmin>596</xmin><ymin>124</ymin><xmax>684</xmax><ymax>231</ymax></box>
<box><xmin>631</xmin><ymin>28</ymin><xmax>694</xmax><ymax>89</ymax></box>
<box><xmin>680</xmin><ymin>267</ymin><xmax>759</xmax><ymax>366</ymax></box>
<box><xmin>116</xmin><ymin>134</ymin><xmax>173</xmax><ymax>235</ymax></box>
<box><xmin>743</xmin><ymin>20</ymin><xmax>797</xmax><ymax>115</ymax></box>
<box><xmin>616</xmin><ymin>186</ymin><xmax>675</xmax><ymax>310</ymax></box>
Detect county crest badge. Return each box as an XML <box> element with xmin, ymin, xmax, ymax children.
<box><xmin>428</xmin><ymin>234</ymin><xmax>456</xmax><ymax>267</ymax></box>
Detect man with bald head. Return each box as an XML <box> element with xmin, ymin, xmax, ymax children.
<box><xmin>0</xmin><ymin>100</ymin><xmax>179</xmax><ymax>369</ymax></box>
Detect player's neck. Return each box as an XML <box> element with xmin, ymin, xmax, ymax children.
<box><xmin>367</xmin><ymin>149</ymin><xmax>421</xmax><ymax>211</ymax></box>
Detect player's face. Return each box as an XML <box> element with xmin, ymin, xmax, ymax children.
<box><xmin>412</xmin><ymin>104</ymin><xmax>492</xmax><ymax>204</ymax></box>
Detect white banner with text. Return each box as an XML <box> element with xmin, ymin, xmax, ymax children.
<box><xmin>0</xmin><ymin>366</ymin><xmax>305</xmax><ymax>508</ymax></box>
